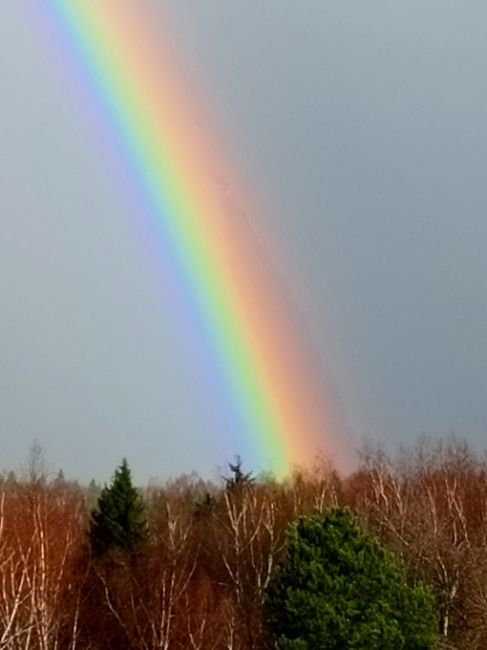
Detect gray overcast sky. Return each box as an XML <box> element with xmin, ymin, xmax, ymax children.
<box><xmin>1</xmin><ymin>2</ymin><xmax>487</xmax><ymax>482</ymax></box>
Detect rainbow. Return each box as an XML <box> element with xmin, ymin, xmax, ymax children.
<box><xmin>39</xmin><ymin>0</ymin><xmax>347</xmax><ymax>475</ymax></box>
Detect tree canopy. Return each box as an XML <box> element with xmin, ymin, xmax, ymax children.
<box><xmin>223</xmin><ymin>455</ymin><xmax>254</xmax><ymax>491</ymax></box>
<box><xmin>89</xmin><ymin>458</ymin><xmax>146</xmax><ymax>556</ymax></box>
<box><xmin>265</xmin><ymin>508</ymin><xmax>437</xmax><ymax>649</ymax></box>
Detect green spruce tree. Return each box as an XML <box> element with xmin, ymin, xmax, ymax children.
<box><xmin>90</xmin><ymin>458</ymin><xmax>147</xmax><ymax>556</ymax></box>
<box><xmin>265</xmin><ymin>508</ymin><xmax>437</xmax><ymax>649</ymax></box>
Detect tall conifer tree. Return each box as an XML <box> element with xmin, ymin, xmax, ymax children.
<box><xmin>90</xmin><ymin>458</ymin><xmax>146</xmax><ymax>555</ymax></box>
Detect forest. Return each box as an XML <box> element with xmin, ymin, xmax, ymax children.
<box><xmin>1</xmin><ymin>435</ymin><xmax>486</xmax><ymax>649</ymax></box>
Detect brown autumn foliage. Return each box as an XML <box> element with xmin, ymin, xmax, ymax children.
<box><xmin>0</xmin><ymin>476</ymin><xmax>86</xmax><ymax>648</ymax></box>
<box><xmin>1</xmin><ymin>437</ymin><xmax>487</xmax><ymax>648</ymax></box>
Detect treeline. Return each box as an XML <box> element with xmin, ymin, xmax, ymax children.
<box><xmin>0</xmin><ymin>436</ymin><xmax>486</xmax><ymax>648</ymax></box>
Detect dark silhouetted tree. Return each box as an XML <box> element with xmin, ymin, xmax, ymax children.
<box><xmin>90</xmin><ymin>458</ymin><xmax>146</xmax><ymax>556</ymax></box>
<box><xmin>223</xmin><ymin>455</ymin><xmax>254</xmax><ymax>491</ymax></box>
<box><xmin>265</xmin><ymin>508</ymin><xmax>437</xmax><ymax>649</ymax></box>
